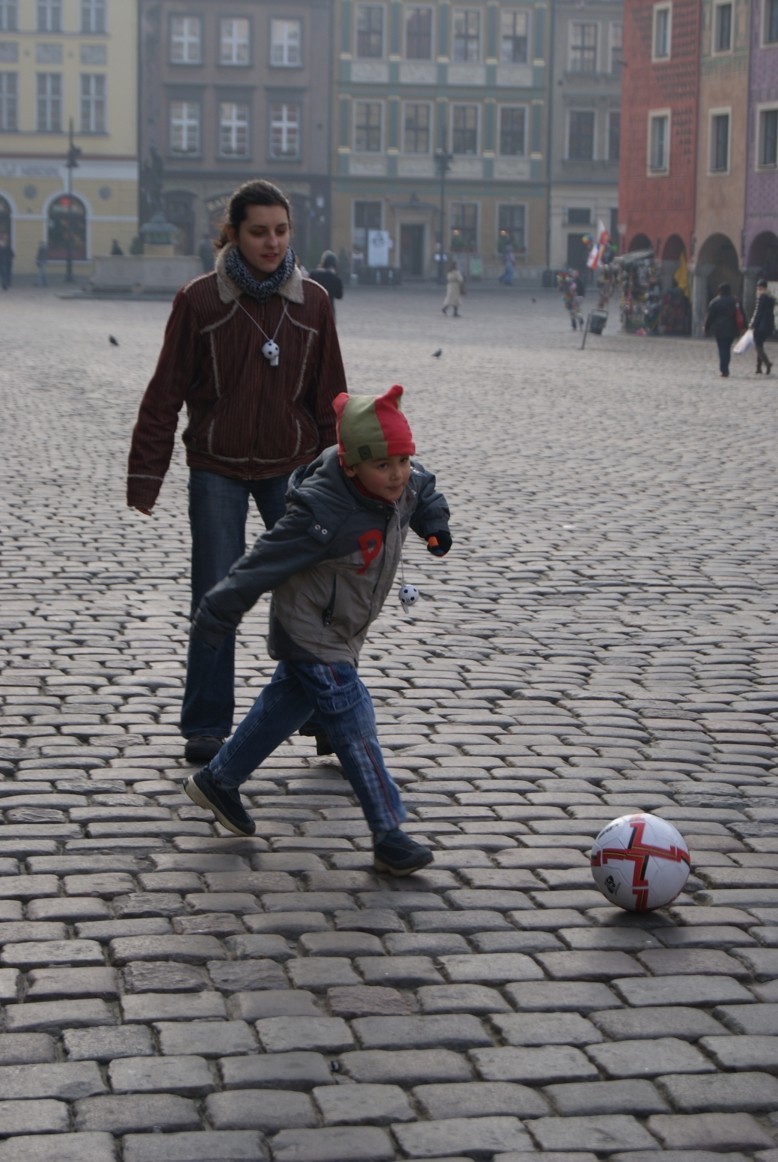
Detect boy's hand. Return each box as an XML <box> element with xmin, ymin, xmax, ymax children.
<box><xmin>426</xmin><ymin>531</ymin><xmax>452</xmax><ymax>557</ymax></box>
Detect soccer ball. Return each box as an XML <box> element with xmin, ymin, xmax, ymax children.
<box><xmin>590</xmin><ymin>813</ymin><xmax>691</xmax><ymax>912</ymax></box>
<box><xmin>398</xmin><ymin>583</ymin><xmax>419</xmax><ymax>607</ymax></box>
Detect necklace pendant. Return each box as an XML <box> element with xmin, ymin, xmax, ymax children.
<box><xmin>262</xmin><ymin>340</ymin><xmax>280</xmax><ymax>367</ymax></box>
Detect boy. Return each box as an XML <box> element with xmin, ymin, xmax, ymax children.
<box><xmin>183</xmin><ymin>385</ymin><xmax>451</xmax><ymax>876</ymax></box>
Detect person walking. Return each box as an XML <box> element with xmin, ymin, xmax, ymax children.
<box><xmin>704</xmin><ymin>282</ymin><xmax>740</xmax><ymax>378</ymax></box>
<box><xmin>307</xmin><ymin>250</ymin><xmax>344</xmax><ymax>317</ymax></box>
<box><xmin>127</xmin><ymin>178</ymin><xmax>347</xmax><ymax>764</ymax></box>
<box><xmin>35</xmin><ymin>241</ymin><xmax>48</xmax><ymax>287</ymax></box>
<box><xmin>183</xmin><ymin>384</ymin><xmax>452</xmax><ymax>875</ymax></box>
<box><xmin>0</xmin><ymin>234</ymin><xmax>14</xmax><ymax>290</ymax></box>
<box><xmin>498</xmin><ymin>246</ymin><xmax>515</xmax><ymax>286</ymax></box>
<box><xmin>441</xmin><ymin>259</ymin><xmax>464</xmax><ymax>317</ymax></box>
<box><xmin>750</xmin><ymin>278</ymin><xmax>775</xmax><ymax>375</ymax></box>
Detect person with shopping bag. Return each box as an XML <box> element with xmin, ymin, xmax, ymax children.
<box><xmin>751</xmin><ymin>279</ymin><xmax>775</xmax><ymax>375</ymax></box>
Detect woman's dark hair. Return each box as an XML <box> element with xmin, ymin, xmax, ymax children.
<box><xmin>717</xmin><ymin>282</ymin><xmax>731</xmax><ymax>296</ymax></box>
<box><xmin>216</xmin><ymin>180</ymin><xmax>292</xmax><ymax>249</ymax></box>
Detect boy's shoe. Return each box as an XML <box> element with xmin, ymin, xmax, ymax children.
<box><xmin>184</xmin><ymin>735</ymin><xmax>224</xmax><ymax>763</ymax></box>
<box><xmin>373</xmin><ymin>829</ymin><xmax>433</xmax><ymax>876</ymax></box>
<box><xmin>183</xmin><ymin>769</ymin><xmax>255</xmax><ymax>836</ymax></box>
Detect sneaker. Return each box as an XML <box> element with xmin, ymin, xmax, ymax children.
<box><xmin>183</xmin><ymin>768</ymin><xmax>256</xmax><ymax>836</ymax></box>
<box><xmin>184</xmin><ymin>735</ymin><xmax>224</xmax><ymax>763</ymax></box>
<box><xmin>373</xmin><ymin>829</ymin><xmax>433</xmax><ymax>876</ymax></box>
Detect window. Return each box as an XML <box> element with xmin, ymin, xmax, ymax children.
<box><xmin>568</xmin><ymin>110</ymin><xmax>595</xmax><ymax>160</ymax></box>
<box><xmin>270</xmin><ymin>19</ymin><xmax>301</xmax><ymax>66</ymax></box>
<box><xmin>570</xmin><ymin>22</ymin><xmax>597</xmax><ymax>72</ymax></box>
<box><xmin>81</xmin><ymin>0</ymin><xmax>106</xmax><ymax>34</ymax></box>
<box><xmin>0</xmin><ymin>2</ymin><xmax>17</xmax><ymax>32</ymax></box>
<box><xmin>452</xmin><ymin>103</ymin><xmax>478</xmax><ymax>154</ymax></box>
<box><xmin>500</xmin><ymin>11</ymin><xmax>529</xmax><ymax>63</ymax></box>
<box><xmin>757</xmin><ymin>107</ymin><xmax>778</xmax><ymax>167</ymax></box>
<box><xmin>220</xmin><ymin>18</ymin><xmax>249</xmax><ymax>65</ymax></box>
<box><xmin>37</xmin><ymin>1</ymin><xmax>61</xmax><ymax>33</ymax></box>
<box><xmin>0</xmin><ymin>72</ymin><xmax>17</xmax><ymax>129</ymax></box>
<box><xmin>608</xmin><ymin>111</ymin><xmax>620</xmax><ymax>161</ymax></box>
<box><xmin>712</xmin><ymin>2</ymin><xmax>733</xmax><ymax>51</ymax></box>
<box><xmin>568</xmin><ymin>207</ymin><xmax>591</xmax><ymax>225</ymax></box>
<box><xmin>649</xmin><ymin>111</ymin><xmax>670</xmax><ymax>172</ymax></box>
<box><xmin>80</xmin><ymin>43</ymin><xmax>106</xmax><ymax>64</ymax></box>
<box><xmin>353</xmin><ymin>200</ymin><xmax>382</xmax><ymax>251</ymax></box>
<box><xmin>269</xmin><ymin>102</ymin><xmax>300</xmax><ymax>158</ymax></box>
<box><xmin>710</xmin><ymin>111</ymin><xmax>729</xmax><ymax>172</ymax></box>
<box><xmin>170</xmin><ymin>99</ymin><xmax>200</xmax><ymax>154</ymax></box>
<box><xmin>498</xmin><ymin>204</ymin><xmax>525</xmax><ymax>252</ymax></box>
<box><xmin>765</xmin><ymin>0</ymin><xmax>778</xmax><ymax>43</ymax></box>
<box><xmin>499</xmin><ymin>106</ymin><xmax>526</xmax><ymax>156</ymax></box>
<box><xmin>402</xmin><ymin>102</ymin><xmax>430</xmax><ymax>153</ymax></box>
<box><xmin>354</xmin><ymin>100</ymin><xmax>382</xmax><ymax>151</ymax></box>
<box><xmin>404</xmin><ymin>6</ymin><xmax>432</xmax><ymax>59</ymax></box>
<box><xmin>653</xmin><ymin>4</ymin><xmax>672</xmax><ymax>59</ymax></box>
<box><xmin>36</xmin><ymin>72</ymin><xmax>61</xmax><ymax>131</ymax></box>
<box><xmin>80</xmin><ymin>73</ymin><xmax>105</xmax><ymax>133</ymax></box>
<box><xmin>36</xmin><ymin>43</ymin><xmax>62</xmax><ymax>64</ymax></box>
<box><xmin>453</xmin><ymin>9</ymin><xmax>480</xmax><ymax>62</ymax></box>
<box><xmin>170</xmin><ymin>16</ymin><xmax>201</xmax><ymax>65</ymax></box>
<box><xmin>450</xmin><ymin>202</ymin><xmax>477</xmax><ymax>251</ymax></box>
<box><xmin>219</xmin><ymin>102</ymin><xmax>249</xmax><ymax>157</ymax></box>
<box><xmin>356</xmin><ymin>4</ymin><xmax>384</xmax><ymax>58</ymax></box>
<box><xmin>610</xmin><ymin>22</ymin><xmax>623</xmax><ymax>73</ymax></box>
<box><xmin>48</xmin><ymin>194</ymin><xmax>86</xmax><ymax>261</ymax></box>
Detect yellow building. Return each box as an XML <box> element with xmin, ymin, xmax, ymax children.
<box><xmin>0</xmin><ymin>0</ymin><xmax>137</xmax><ymax>280</ymax></box>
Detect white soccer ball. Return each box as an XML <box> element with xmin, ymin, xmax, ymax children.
<box><xmin>590</xmin><ymin>812</ymin><xmax>691</xmax><ymax>912</ymax></box>
<box><xmin>398</xmin><ymin>583</ymin><xmax>419</xmax><ymax>607</ymax></box>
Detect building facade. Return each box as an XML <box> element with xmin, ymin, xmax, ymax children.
<box><xmin>330</xmin><ymin>0</ymin><xmax>556</xmax><ymax>282</ymax></box>
<box><xmin>0</xmin><ymin>0</ymin><xmax>138</xmax><ymax>279</ymax></box>
<box><xmin>138</xmin><ymin>0</ymin><xmax>333</xmax><ymax>266</ymax></box>
<box><xmin>744</xmin><ymin>0</ymin><xmax>778</xmax><ymax>291</ymax></box>
<box><xmin>547</xmin><ymin>0</ymin><xmax>623</xmax><ymax>274</ymax></box>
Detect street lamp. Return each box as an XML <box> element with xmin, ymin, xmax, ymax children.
<box><xmin>434</xmin><ymin>145</ymin><xmax>453</xmax><ymax>284</ymax></box>
<box><xmin>64</xmin><ymin>118</ymin><xmax>82</xmax><ymax>283</ymax></box>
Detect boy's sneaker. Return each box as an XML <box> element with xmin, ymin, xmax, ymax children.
<box><xmin>183</xmin><ymin>769</ymin><xmax>255</xmax><ymax>837</ymax></box>
<box><xmin>373</xmin><ymin>829</ymin><xmax>433</xmax><ymax>876</ymax></box>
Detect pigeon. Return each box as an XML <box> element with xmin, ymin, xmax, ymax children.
<box><xmin>109</xmin><ymin>335</ymin><xmax>119</xmax><ymax>346</ymax></box>
<box><xmin>432</xmin><ymin>348</ymin><xmax>442</xmax><ymax>358</ymax></box>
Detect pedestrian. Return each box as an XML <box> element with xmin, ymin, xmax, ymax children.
<box><xmin>441</xmin><ymin>259</ymin><xmax>464</xmax><ymax>317</ymax></box>
<box><xmin>0</xmin><ymin>233</ymin><xmax>14</xmax><ymax>289</ymax></box>
<box><xmin>750</xmin><ymin>278</ymin><xmax>775</xmax><ymax>375</ymax></box>
<box><xmin>558</xmin><ymin>269</ymin><xmax>583</xmax><ymax>330</ymax></box>
<box><xmin>307</xmin><ymin>250</ymin><xmax>344</xmax><ymax>317</ymax></box>
<box><xmin>704</xmin><ymin>282</ymin><xmax>740</xmax><ymax>378</ymax></box>
<box><xmin>127</xmin><ymin>178</ymin><xmax>347</xmax><ymax>764</ymax></box>
<box><xmin>498</xmin><ymin>246</ymin><xmax>515</xmax><ymax>286</ymax></box>
<box><xmin>111</xmin><ymin>239</ymin><xmax>124</xmax><ymax>256</ymax></box>
<box><xmin>35</xmin><ymin>240</ymin><xmax>48</xmax><ymax>287</ymax></box>
<box><xmin>183</xmin><ymin>384</ymin><xmax>452</xmax><ymax>875</ymax></box>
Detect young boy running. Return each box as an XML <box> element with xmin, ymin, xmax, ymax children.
<box><xmin>183</xmin><ymin>385</ymin><xmax>451</xmax><ymax>876</ymax></box>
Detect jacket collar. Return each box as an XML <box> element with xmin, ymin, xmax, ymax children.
<box><xmin>214</xmin><ymin>243</ymin><xmax>305</xmax><ymax>306</ymax></box>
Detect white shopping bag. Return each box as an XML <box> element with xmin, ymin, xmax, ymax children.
<box><xmin>733</xmin><ymin>328</ymin><xmax>755</xmax><ymax>354</ymax></box>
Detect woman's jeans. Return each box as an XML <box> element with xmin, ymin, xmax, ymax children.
<box><xmin>208</xmin><ymin>660</ymin><xmax>407</xmax><ymax>835</ymax></box>
<box><xmin>716</xmin><ymin>336</ymin><xmax>733</xmax><ymax>376</ymax></box>
<box><xmin>180</xmin><ymin>469</ymin><xmax>289</xmax><ymax>739</ymax></box>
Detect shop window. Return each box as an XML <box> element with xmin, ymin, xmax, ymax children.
<box><xmin>498</xmin><ymin>204</ymin><xmax>525</xmax><ymax>252</ymax></box>
<box><xmin>48</xmin><ymin>194</ymin><xmax>86</xmax><ymax>261</ymax></box>
<box><xmin>450</xmin><ymin>202</ymin><xmax>478</xmax><ymax>251</ymax></box>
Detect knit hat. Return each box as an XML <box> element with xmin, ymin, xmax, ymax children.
<box><xmin>333</xmin><ymin>384</ymin><xmax>416</xmax><ymax>467</ymax></box>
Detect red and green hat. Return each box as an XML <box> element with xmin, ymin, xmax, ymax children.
<box><xmin>333</xmin><ymin>384</ymin><xmax>416</xmax><ymax>467</ymax></box>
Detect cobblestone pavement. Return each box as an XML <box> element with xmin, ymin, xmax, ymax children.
<box><xmin>1</xmin><ymin>280</ymin><xmax>778</xmax><ymax>1162</ymax></box>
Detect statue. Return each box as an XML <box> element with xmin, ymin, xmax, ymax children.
<box><xmin>140</xmin><ymin>145</ymin><xmax>165</xmax><ymax>224</ymax></box>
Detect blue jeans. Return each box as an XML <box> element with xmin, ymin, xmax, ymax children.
<box><xmin>209</xmin><ymin>660</ymin><xmax>407</xmax><ymax>834</ymax></box>
<box><xmin>180</xmin><ymin>469</ymin><xmax>290</xmax><ymax>738</ymax></box>
<box><xmin>716</xmin><ymin>336</ymin><xmax>733</xmax><ymax>375</ymax></box>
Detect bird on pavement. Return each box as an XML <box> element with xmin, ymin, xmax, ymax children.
<box><xmin>109</xmin><ymin>335</ymin><xmax>119</xmax><ymax>346</ymax></box>
<box><xmin>432</xmin><ymin>348</ymin><xmax>442</xmax><ymax>358</ymax></box>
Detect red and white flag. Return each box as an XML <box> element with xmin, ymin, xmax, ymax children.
<box><xmin>587</xmin><ymin>221</ymin><xmax>609</xmax><ymax>270</ymax></box>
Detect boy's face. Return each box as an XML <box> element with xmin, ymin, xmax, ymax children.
<box><xmin>228</xmin><ymin>204</ymin><xmax>290</xmax><ymax>278</ymax></box>
<box><xmin>345</xmin><ymin>454</ymin><xmax>412</xmax><ymax>503</ymax></box>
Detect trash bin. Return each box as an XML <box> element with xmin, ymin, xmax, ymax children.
<box><xmin>588</xmin><ymin>309</ymin><xmax>608</xmax><ymax>335</ymax></box>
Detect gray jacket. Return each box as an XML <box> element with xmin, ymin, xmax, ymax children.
<box><xmin>192</xmin><ymin>446</ymin><xmax>450</xmax><ymax>665</ymax></box>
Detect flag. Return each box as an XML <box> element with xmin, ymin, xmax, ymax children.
<box><xmin>673</xmin><ymin>251</ymin><xmax>689</xmax><ymax>298</ymax></box>
<box><xmin>587</xmin><ymin>221</ymin><xmax>609</xmax><ymax>270</ymax></box>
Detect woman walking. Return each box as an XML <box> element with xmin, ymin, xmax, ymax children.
<box><xmin>441</xmin><ymin>260</ymin><xmax>464</xmax><ymax>317</ymax></box>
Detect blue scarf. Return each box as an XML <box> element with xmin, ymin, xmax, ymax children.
<box><xmin>225</xmin><ymin>243</ymin><xmax>296</xmax><ymax>303</ymax></box>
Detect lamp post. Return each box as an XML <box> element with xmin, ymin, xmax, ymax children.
<box><xmin>434</xmin><ymin>145</ymin><xmax>453</xmax><ymax>284</ymax></box>
<box><xmin>64</xmin><ymin>118</ymin><xmax>81</xmax><ymax>283</ymax></box>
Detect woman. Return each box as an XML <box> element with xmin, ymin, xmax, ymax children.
<box><xmin>441</xmin><ymin>259</ymin><xmax>464</xmax><ymax>317</ymax></box>
<box><xmin>127</xmin><ymin>179</ymin><xmax>346</xmax><ymax>762</ymax></box>
<box><xmin>704</xmin><ymin>282</ymin><xmax>739</xmax><ymax>378</ymax></box>
<box><xmin>750</xmin><ymin>278</ymin><xmax>775</xmax><ymax>375</ymax></box>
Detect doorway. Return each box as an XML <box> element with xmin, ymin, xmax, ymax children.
<box><xmin>400</xmin><ymin>223</ymin><xmax>425</xmax><ymax>278</ymax></box>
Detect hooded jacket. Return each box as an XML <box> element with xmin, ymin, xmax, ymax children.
<box><xmin>751</xmin><ymin>290</ymin><xmax>776</xmax><ymax>342</ymax></box>
<box><xmin>192</xmin><ymin>446</ymin><xmax>450</xmax><ymax>666</ymax></box>
<box><xmin>127</xmin><ymin>245</ymin><xmax>346</xmax><ymax>511</ymax></box>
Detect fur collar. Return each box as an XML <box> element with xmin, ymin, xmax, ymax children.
<box><xmin>214</xmin><ymin>243</ymin><xmax>304</xmax><ymax>306</ymax></box>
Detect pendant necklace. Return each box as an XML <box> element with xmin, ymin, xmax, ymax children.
<box><xmin>231</xmin><ymin>295</ymin><xmax>288</xmax><ymax>367</ymax></box>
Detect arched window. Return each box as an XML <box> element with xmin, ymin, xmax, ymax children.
<box><xmin>48</xmin><ymin>194</ymin><xmax>86</xmax><ymax>260</ymax></box>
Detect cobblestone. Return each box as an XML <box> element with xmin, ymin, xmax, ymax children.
<box><xmin>2</xmin><ymin>285</ymin><xmax>778</xmax><ymax>1156</ymax></box>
